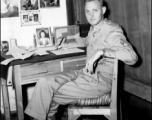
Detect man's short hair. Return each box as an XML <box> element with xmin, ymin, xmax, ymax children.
<box><xmin>84</xmin><ymin>0</ymin><xmax>103</xmax><ymax>6</ymax></box>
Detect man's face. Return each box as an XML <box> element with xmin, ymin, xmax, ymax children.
<box><xmin>85</xmin><ymin>0</ymin><xmax>105</xmax><ymax>26</ymax></box>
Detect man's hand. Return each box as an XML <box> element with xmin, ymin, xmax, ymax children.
<box><xmin>84</xmin><ymin>49</ymin><xmax>104</xmax><ymax>74</ymax></box>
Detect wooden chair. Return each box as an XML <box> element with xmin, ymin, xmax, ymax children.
<box><xmin>68</xmin><ymin>58</ymin><xmax>119</xmax><ymax>120</ymax></box>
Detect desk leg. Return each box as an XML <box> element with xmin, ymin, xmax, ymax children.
<box><xmin>1</xmin><ymin>78</ymin><xmax>11</xmax><ymax>120</ymax></box>
<box><xmin>13</xmin><ymin>65</ymin><xmax>24</xmax><ymax>120</ymax></box>
<box><xmin>0</xmin><ymin>78</ymin><xmax>1</xmax><ymax>118</ymax></box>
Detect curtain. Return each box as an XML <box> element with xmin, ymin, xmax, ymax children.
<box><xmin>66</xmin><ymin>0</ymin><xmax>88</xmax><ymax>25</ymax></box>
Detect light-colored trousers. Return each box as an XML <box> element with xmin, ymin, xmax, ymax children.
<box><xmin>25</xmin><ymin>69</ymin><xmax>111</xmax><ymax>120</ymax></box>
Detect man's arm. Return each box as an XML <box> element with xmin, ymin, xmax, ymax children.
<box><xmin>75</xmin><ymin>36</ymin><xmax>89</xmax><ymax>47</ymax></box>
<box><xmin>104</xmin><ymin>30</ymin><xmax>138</xmax><ymax>65</ymax></box>
<box><xmin>84</xmin><ymin>27</ymin><xmax>138</xmax><ymax>74</ymax></box>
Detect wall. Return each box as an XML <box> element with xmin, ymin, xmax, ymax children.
<box><xmin>1</xmin><ymin>0</ymin><xmax>68</xmax><ymax>47</ymax></box>
<box><xmin>1</xmin><ymin>0</ymin><xmax>68</xmax><ymax>113</ymax></box>
<box><xmin>105</xmin><ymin>0</ymin><xmax>151</xmax><ymax>85</ymax></box>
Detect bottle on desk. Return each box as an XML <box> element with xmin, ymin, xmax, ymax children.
<box><xmin>33</xmin><ymin>34</ymin><xmax>37</xmax><ymax>48</ymax></box>
<box><xmin>10</xmin><ymin>38</ymin><xmax>18</xmax><ymax>48</ymax></box>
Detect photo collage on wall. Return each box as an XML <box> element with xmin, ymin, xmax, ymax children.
<box><xmin>20</xmin><ymin>0</ymin><xmax>40</xmax><ymax>26</ymax></box>
<box><xmin>20</xmin><ymin>10</ymin><xmax>40</xmax><ymax>26</ymax></box>
<box><xmin>20</xmin><ymin>0</ymin><xmax>60</xmax><ymax>26</ymax></box>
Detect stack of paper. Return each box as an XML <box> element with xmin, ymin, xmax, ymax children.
<box><xmin>1</xmin><ymin>46</ymin><xmax>57</xmax><ymax>65</ymax></box>
<box><xmin>51</xmin><ymin>48</ymin><xmax>84</xmax><ymax>55</ymax></box>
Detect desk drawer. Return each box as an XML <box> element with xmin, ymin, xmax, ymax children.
<box><xmin>61</xmin><ymin>57</ymin><xmax>86</xmax><ymax>72</ymax></box>
<box><xmin>21</xmin><ymin>62</ymin><xmax>47</xmax><ymax>77</ymax></box>
<box><xmin>46</xmin><ymin>60</ymin><xmax>61</xmax><ymax>73</ymax></box>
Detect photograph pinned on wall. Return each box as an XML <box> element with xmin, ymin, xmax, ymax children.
<box><xmin>21</xmin><ymin>0</ymin><xmax>39</xmax><ymax>11</ymax></box>
<box><xmin>40</xmin><ymin>0</ymin><xmax>60</xmax><ymax>8</ymax></box>
<box><xmin>36</xmin><ymin>28</ymin><xmax>53</xmax><ymax>47</ymax></box>
<box><xmin>1</xmin><ymin>0</ymin><xmax>19</xmax><ymax>18</ymax></box>
<box><xmin>20</xmin><ymin>11</ymin><xmax>41</xmax><ymax>26</ymax></box>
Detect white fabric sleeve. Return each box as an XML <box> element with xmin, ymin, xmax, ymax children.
<box><xmin>105</xmin><ymin>30</ymin><xmax>138</xmax><ymax>65</ymax></box>
<box><xmin>75</xmin><ymin>36</ymin><xmax>89</xmax><ymax>47</ymax></box>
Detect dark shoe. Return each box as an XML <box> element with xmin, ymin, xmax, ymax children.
<box><xmin>47</xmin><ymin>116</ymin><xmax>55</xmax><ymax>120</ymax></box>
<box><xmin>30</xmin><ymin>117</ymin><xmax>39</xmax><ymax>120</ymax></box>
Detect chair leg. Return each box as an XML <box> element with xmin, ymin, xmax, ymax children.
<box><xmin>119</xmin><ymin>98</ymin><xmax>123</xmax><ymax>120</ymax></box>
<box><xmin>104</xmin><ymin>115</ymin><xmax>111</xmax><ymax>120</ymax></box>
<box><xmin>0</xmin><ymin>78</ymin><xmax>1</xmax><ymax>119</ymax></box>
<box><xmin>68</xmin><ymin>109</ymin><xmax>80</xmax><ymax>120</ymax></box>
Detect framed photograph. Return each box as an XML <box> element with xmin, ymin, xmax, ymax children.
<box><xmin>1</xmin><ymin>41</ymin><xmax>9</xmax><ymax>52</ymax></box>
<box><xmin>40</xmin><ymin>0</ymin><xmax>60</xmax><ymax>8</ymax></box>
<box><xmin>20</xmin><ymin>11</ymin><xmax>41</xmax><ymax>26</ymax></box>
<box><xmin>53</xmin><ymin>25</ymin><xmax>80</xmax><ymax>45</ymax></box>
<box><xmin>21</xmin><ymin>0</ymin><xmax>39</xmax><ymax>11</ymax></box>
<box><xmin>1</xmin><ymin>0</ymin><xmax>19</xmax><ymax>18</ymax></box>
<box><xmin>36</xmin><ymin>27</ymin><xmax>53</xmax><ymax>47</ymax></box>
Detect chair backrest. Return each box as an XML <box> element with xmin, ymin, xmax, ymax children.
<box><xmin>76</xmin><ymin>57</ymin><xmax>119</xmax><ymax>107</ymax></box>
<box><xmin>68</xmin><ymin>58</ymin><xmax>119</xmax><ymax>120</ymax></box>
<box><xmin>96</xmin><ymin>57</ymin><xmax>119</xmax><ymax>119</ymax></box>
<box><xmin>110</xmin><ymin>58</ymin><xmax>118</xmax><ymax>120</ymax></box>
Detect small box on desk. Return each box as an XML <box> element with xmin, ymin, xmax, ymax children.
<box><xmin>53</xmin><ymin>25</ymin><xmax>80</xmax><ymax>45</ymax></box>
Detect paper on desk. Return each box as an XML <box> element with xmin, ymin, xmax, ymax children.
<box><xmin>1</xmin><ymin>58</ymin><xmax>16</xmax><ymax>65</ymax></box>
<box><xmin>51</xmin><ymin>48</ymin><xmax>84</xmax><ymax>55</ymax></box>
<box><xmin>37</xmin><ymin>46</ymin><xmax>57</xmax><ymax>51</ymax></box>
<box><xmin>1</xmin><ymin>46</ymin><xmax>57</xmax><ymax>65</ymax></box>
<box><xmin>1</xmin><ymin>51</ymin><xmax>36</xmax><ymax>65</ymax></box>
<box><xmin>34</xmin><ymin>49</ymin><xmax>49</xmax><ymax>56</ymax></box>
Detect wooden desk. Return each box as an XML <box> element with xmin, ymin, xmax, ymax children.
<box><xmin>1</xmin><ymin>48</ymin><xmax>86</xmax><ymax>120</ymax></box>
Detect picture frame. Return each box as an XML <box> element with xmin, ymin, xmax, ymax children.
<box><xmin>1</xmin><ymin>0</ymin><xmax>19</xmax><ymax>18</ymax></box>
<box><xmin>20</xmin><ymin>0</ymin><xmax>39</xmax><ymax>11</ymax></box>
<box><xmin>40</xmin><ymin>0</ymin><xmax>60</xmax><ymax>9</ymax></box>
<box><xmin>53</xmin><ymin>25</ymin><xmax>80</xmax><ymax>46</ymax></box>
<box><xmin>36</xmin><ymin>27</ymin><xmax>53</xmax><ymax>47</ymax></box>
<box><xmin>20</xmin><ymin>11</ymin><xmax>41</xmax><ymax>26</ymax></box>
<box><xmin>1</xmin><ymin>41</ymin><xmax>9</xmax><ymax>52</ymax></box>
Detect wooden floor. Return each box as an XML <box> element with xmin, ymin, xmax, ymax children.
<box><xmin>1</xmin><ymin>104</ymin><xmax>151</xmax><ymax>120</ymax></box>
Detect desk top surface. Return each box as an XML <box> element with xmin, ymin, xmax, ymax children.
<box><xmin>1</xmin><ymin>47</ymin><xmax>86</xmax><ymax>66</ymax></box>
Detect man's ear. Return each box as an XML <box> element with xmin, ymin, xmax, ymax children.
<box><xmin>102</xmin><ymin>6</ymin><xmax>106</xmax><ymax>14</ymax></box>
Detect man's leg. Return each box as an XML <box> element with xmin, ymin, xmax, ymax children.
<box><xmin>25</xmin><ymin>77</ymin><xmax>54</xmax><ymax>120</ymax></box>
<box><xmin>25</xmin><ymin>70</ymin><xmax>110</xmax><ymax>120</ymax></box>
<box><xmin>25</xmin><ymin>71</ymin><xmax>78</xmax><ymax>120</ymax></box>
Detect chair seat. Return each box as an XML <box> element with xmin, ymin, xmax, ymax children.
<box><xmin>68</xmin><ymin>94</ymin><xmax>111</xmax><ymax>115</ymax></box>
<box><xmin>76</xmin><ymin>94</ymin><xmax>111</xmax><ymax>106</ymax></box>
<box><xmin>68</xmin><ymin>105</ymin><xmax>110</xmax><ymax>115</ymax></box>
<box><xmin>68</xmin><ymin>94</ymin><xmax>111</xmax><ymax>120</ymax></box>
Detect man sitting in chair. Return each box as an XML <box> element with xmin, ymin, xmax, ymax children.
<box><xmin>25</xmin><ymin>0</ymin><xmax>138</xmax><ymax>120</ymax></box>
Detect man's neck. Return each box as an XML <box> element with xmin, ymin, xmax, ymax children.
<box><xmin>92</xmin><ymin>19</ymin><xmax>105</xmax><ymax>31</ymax></box>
